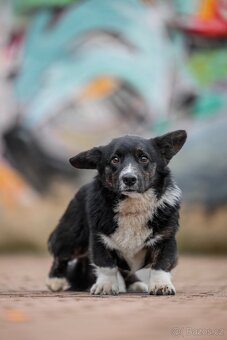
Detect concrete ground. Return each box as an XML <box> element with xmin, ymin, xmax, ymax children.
<box><xmin>0</xmin><ymin>255</ymin><xmax>226</xmax><ymax>340</ymax></box>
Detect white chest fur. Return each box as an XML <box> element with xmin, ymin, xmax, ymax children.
<box><xmin>100</xmin><ymin>189</ymin><xmax>158</xmax><ymax>271</ymax></box>
<box><xmin>100</xmin><ymin>185</ymin><xmax>181</xmax><ymax>272</ymax></box>
<box><xmin>113</xmin><ymin>190</ymin><xmax>157</xmax><ymax>255</ymax></box>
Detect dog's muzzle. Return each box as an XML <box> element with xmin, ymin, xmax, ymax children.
<box><xmin>122</xmin><ymin>174</ymin><xmax>137</xmax><ymax>187</ymax></box>
<box><xmin>119</xmin><ymin>169</ymin><xmax>139</xmax><ymax>192</ymax></box>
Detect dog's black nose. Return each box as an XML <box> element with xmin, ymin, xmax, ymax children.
<box><xmin>122</xmin><ymin>174</ymin><xmax>137</xmax><ymax>186</ymax></box>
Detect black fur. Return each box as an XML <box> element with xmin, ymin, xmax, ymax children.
<box><xmin>47</xmin><ymin>130</ymin><xmax>187</xmax><ymax>294</ymax></box>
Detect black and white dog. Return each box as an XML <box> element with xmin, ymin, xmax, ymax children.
<box><xmin>47</xmin><ymin>130</ymin><xmax>187</xmax><ymax>295</ymax></box>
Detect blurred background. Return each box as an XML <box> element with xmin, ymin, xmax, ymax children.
<box><xmin>0</xmin><ymin>0</ymin><xmax>227</xmax><ymax>255</ymax></box>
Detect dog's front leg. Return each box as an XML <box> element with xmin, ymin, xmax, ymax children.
<box><xmin>90</xmin><ymin>267</ymin><xmax>119</xmax><ymax>295</ymax></box>
<box><xmin>90</xmin><ymin>235</ymin><xmax>119</xmax><ymax>295</ymax></box>
<box><xmin>148</xmin><ymin>238</ymin><xmax>177</xmax><ymax>295</ymax></box>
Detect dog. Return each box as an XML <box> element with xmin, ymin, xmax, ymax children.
<box><xmin>47</xmin><ymin>130</ymin><xmax>187</xmax><ymax>295</ymax></box>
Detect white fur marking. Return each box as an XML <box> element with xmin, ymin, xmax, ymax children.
<box><xmin>148</xmin><ymin>269</ymin><xmax>176</xmax><ymax>295</ymax></box>
<box><xmin>119</xmin><ymin>163</ymin><xmax>138</xmax><ymax>191</ymax></box>
<box><xmin>158</xmin><ymin>185</ymin><xmax>181</xmax><ymax>209</ymax></box>
<box><xmin>100</xmin><ymin>185</ymin><xmax>181</xmax><ymax>272</ymax></box>
<box><xmin>46</xmin><ymin>277</ymin><xmax>68</xmax><ymax>292</ymax></box>
<box><xmin>128</xmin><ymin>281</ymin><xmax>148</xmax><ymax>293</ymax></box>
<box><xmin>120</xmin><ymin>163</ymin><xmax>136</xmax><ymax>178</ymax></box>
<box><xmin>113</xmin><ymin>189</ymin><xmax>156</xmax><ymax>255</ymax></box>
<box><xmin>90</xmin><ymin>267</ymin><xmax>119</xmax><ymax>295</ymax></box>
<box><xmin>145</xmin><ymin>234</ymin><xmax>163</xmax><ymax>247</ymax></box>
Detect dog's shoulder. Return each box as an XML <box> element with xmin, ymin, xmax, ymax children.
<box><xmin>144</xmin><ymin>181</ymin><xmax>181</xmax><ymax>247</ymax></box>
<box><xmin>84</xmin><ymin>177</ymin><xmax>118</xmax><ymax>234</ymax></box>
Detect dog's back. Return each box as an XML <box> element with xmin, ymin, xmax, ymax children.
<box><xmin>48</xmin><ymin>184</ymin><xmax>90</xmax><ymax>259</ymax></box>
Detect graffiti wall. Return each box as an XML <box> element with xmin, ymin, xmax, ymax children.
<box><xmin>0</xmin><ymin>0</ymin><xmax>227</xmax><ymax>253</ymax></box>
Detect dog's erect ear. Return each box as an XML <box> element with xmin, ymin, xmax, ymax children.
<box><xmin>153</xmin><ymin>130</ymin><xmax>187</xmax><ymax>164</ymax></box>
<box><xmin>69</xmin><ymin>147</ymin><xmax>102</xmax><ymax>169</ymax></box>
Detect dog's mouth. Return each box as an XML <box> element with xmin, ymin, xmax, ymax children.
<box><xmin>120</xmin><ymin>185</ymin><xmax>142</xmax><ymax>195</ymax></box>
<box><xmin>121</xmin><ymin>189</ymin><xmax>140</xmax><ymax>197</ymax></box>
<box><xmin>122</xmin><ymin>189</ymin><xmax>137</xmax><ymax>193</ymax></box>
<box><xmin>119</xmin><ymin>180</ymin><xmax>142</xmax><ymax>196</ymax></box>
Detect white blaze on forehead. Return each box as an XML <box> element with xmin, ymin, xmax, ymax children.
<box><xmin>120</xmin><ymin>163</ymin><xmax>137</xmax><ymax>178</ymax></box>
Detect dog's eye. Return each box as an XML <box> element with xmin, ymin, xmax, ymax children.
<box><xmin>139</xmin><ymin>155</ymin><xmax>149</xmax><ymax>163</ymax></box>
<box><xmin>111</xmin><ymin>156</ymin><xmax>120</xmax><ymax>165</ymax></box>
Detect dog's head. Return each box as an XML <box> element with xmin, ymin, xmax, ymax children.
<box><xmin>70</xmin><ymin>130</ymin><xmax>187</xmax><ymax>195</ymax></box>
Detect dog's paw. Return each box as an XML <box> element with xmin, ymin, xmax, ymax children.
<box><xmin>149</xmin><ymin>283</ymin><xmax>176</xmax><ymax>295</ymax></box>
<box><xmin>90</xmin><ymin>280</ymin><xmax>119</xmax><ymax>295</ymax></box>
<box><xmin>128</xmin><ymin>281</ymin><xmax>148</xmax><ymax>293</ymax></box>
<box><xmin>91</xmin><ymin>266</ymin><xmax>119</xmax><ymax>295</ymax></box>
<box><xmin>148</xmin><ymin>270</ymin><xmax>176</xmax><ymax>296</ymax></box>
<box><xmin>46</xmin><ymin>277</ymin><xmax>68</xmax><ymax>292</ymax></box>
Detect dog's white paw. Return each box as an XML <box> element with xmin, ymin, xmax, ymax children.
<box><xmin>46</xmin><ymin>277</ymin><xmax>68</xmax><ymax>292</ymax></box>
<box><xmin>91</xmin><ymin>266</ymin><xmax>119</xmax><ymax>295</ymax></box>
<box><xmin>149</xmin><ymin>282</ymin><xmax>176</xmax><ymax>295</ymax></box>
<box><xmin>128</xmin><ymin>281</ymin><xmax>148</xmax><ymax>293</ymax></box>
<box><xmin>148</xmin><ymin>270</ymin><xmax>176</xmax><ymax>296</ymax></box>
<box><xmin>90</xmin><ymin>280</ymin><xmax>119</xmax><ymax>295</ymax></box>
